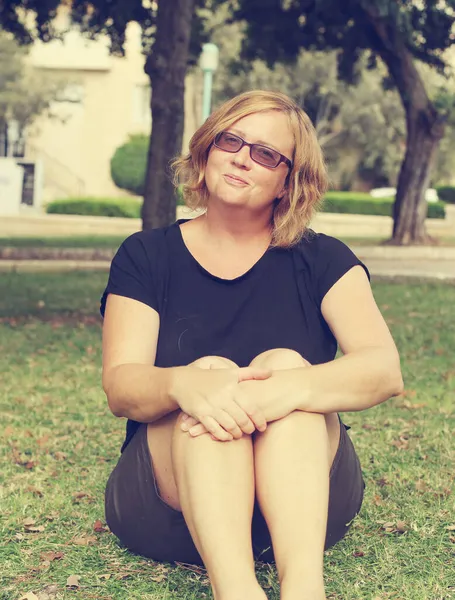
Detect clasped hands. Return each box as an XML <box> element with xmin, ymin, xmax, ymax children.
<box><xmin>173</xmin><ymin>364</ymin><xmax>298</xmax><ymax>442</ymax></box>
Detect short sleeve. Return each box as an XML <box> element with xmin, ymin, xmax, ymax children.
<box><xmin>313</xmin><ymin>234</ymin><xmax>370</xmax><ymax>305</ymax></box>
<box><xmin>100</xmin><ymin>231</ymin><xmax>160</xmax><ymax>317</ymax></box>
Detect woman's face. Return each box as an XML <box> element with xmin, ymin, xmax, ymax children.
<box><xmin>204</xmin><ymin>110</ymin><xmax>294</xmax><ymax>213</ymax></box>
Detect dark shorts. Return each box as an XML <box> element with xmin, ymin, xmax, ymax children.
<box><xmin>105</xmin><ymin>417</ymin><xmax>365</xmax><ymax>565</ymax></box>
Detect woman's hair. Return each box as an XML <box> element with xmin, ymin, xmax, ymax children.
<box><xmin>171</xmin><ymin>90</ymin><xmax>328</xmax><ymax>248</ymax></box>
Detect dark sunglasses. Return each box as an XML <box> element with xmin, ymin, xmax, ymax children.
<box><xmin>213</xmin><ymin>131</ymin><xmax>293</xmax><ymax>169</ymax></box>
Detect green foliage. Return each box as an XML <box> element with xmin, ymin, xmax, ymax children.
<box><xmin>0</xmin><ymin>30</ymin><xmax>67</xmax><ymax>133</ymax></box>
<box><xmin>235</xmin><ymin>1</ymin><xmax>455</xmax><ymax>82</ymax></box>
<box><xmin>322</xmin><ymin>192</ymin><xmax>446</xmax><ymax>219</ymax></box>
<box><xmin>110</xmin><ymin>134</ymin><xmax>149</xmax><ymax>196</ymax></box>
<box><xmin>435</xmin><ymin>186</ymin><xmax>455</xmax><ymax>204</ymax></box>
<box><xmin>46</xmin><ymin>197</ymin><xmax>141</xmax><ymax>218</ymax></box>
<box><xmin>200</xmin><ymin>8</ymin><xmax>405</xmax><ymax>190</ymax></box>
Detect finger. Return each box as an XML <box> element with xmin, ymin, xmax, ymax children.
<box><xmin>235</xmin><ymin>390</ymin><xmax>267</xmax><ymax>432</ymax></box>
<box><xmin>188</xmin><ymin>423</ymin><xmax>209</xmax><ymax>436</ymax></box>
<box><xmin>200</xmin><ymin>415</ymin><xmax>234</xmax><ymax>442</ymax></box>
<box><xmin>219</xmin><ymin>400</ymin><xmax>256</xmax><ymax>435</ymax></box>
<box><xmin>238</xmin><ymin>367</ymin><xmax>272</xmax><ymax>382</ymax></box>
<box><xmin>181</xmin><ymin>416</ymin><xmax>199</xmax><ymax>431</ymax></box>
<box><xmin>213</xmin><ymin>407</ymin><xmax>244</xmax><ymax>439</ymax></box>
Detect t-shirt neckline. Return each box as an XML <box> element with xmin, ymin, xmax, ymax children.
<box><xmin>174</xmin><ymin>219</ymin><xmax>271</xmax><ymax>283</ymax></box>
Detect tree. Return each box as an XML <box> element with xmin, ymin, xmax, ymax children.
<box><xmin>196</xmin><ymin>5</ymin><xmax>406</xmax><ymax>189</ymax></box>
<box><xmin>0</xmin><ymin>0</ymin><xmax>199</xmax><ymax>229</ymax></box>
<box><xmin>0</xmin><ymin>30</ymin><xmax>65</xmax><ymax>151</ymax></box>
<box><xmin>230</xmin><ymin>0</ymin><xmax>455</xmax><ymax>244</ymax></box>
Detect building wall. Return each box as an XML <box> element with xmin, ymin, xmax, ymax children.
<box><xmin>26</xmin><ymin>19</ymin><xmax>201</xmax><ymax>203</ymax></box>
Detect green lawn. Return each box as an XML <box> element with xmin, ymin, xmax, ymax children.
<box><xmin>0</xmin><ymin>273</ymin><xmax>454</xmax><ymax>599</ymax></box>
<box><xmin>0</xmin><ymin>235</ymin><xmax>130</xmax><ymax>249</ymax></box>
<box><xmin>1</xmin><ymin>234</ymin><xmax>455</xmax><ymax>249</ymax></box>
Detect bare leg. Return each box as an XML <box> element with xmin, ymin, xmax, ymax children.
<box><xmin>249</xmin><ymin>349</ymin><xmax>341</xmax><ymax>600</ymax></box>
<box><xmin>147</xmin><ymin>356</ymin><xmax>266</xmax><ymax>600</ymax></box>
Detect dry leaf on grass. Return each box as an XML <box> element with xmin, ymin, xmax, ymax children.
<box><xmin>391</xmin><ymin>436</ymin><xmax>409</xmax><ymax>450</ymax></box>
<box><xmin>72</xmin><ymin>535</ymin><xmax>96</xmax><ymax>546</ymax></box>
<box><xmin>23</xmin><ymin>518</ymin><xmax>45</xmax><ymax>533</ymax></box>
<box><xmin>381</xmin><ymin>520</ymin><xmax>407</xmax><ymax>534</ymax></box>
<box><xmin>40</xmin><ymin>551</ymin><xmax>64</xmax><ymax>562</ymax></box>
<box><xmin>72</xmin><ymin>491</ymin><xmax>94</xmax><ymax>504</ymax></box>
<box><xmin>45</xmin><ymin>512</ymin><xmax>59</xmax><ymax>522</ymax></box>
<box><xmin>19</xmin><ymin>594</ymin><xmax>39</xmax><ymax>600</ymax></box>
<box><xmin>66</xmin><ymin>574</ymin><xmax>80</xmax><ymax>589</ymax></box>
<box><xmin>25</xmin><ymin>485</ymin><xmax>44</xmax><ymax>497</ymax></box>
<box><xmin>93</xmin><ymin>519</ymin><xmax>108</xmax><ymax>533</ymax></box>
<box><xmin>401</xmin><ymin>399</ymin><xmax>427</xmax><ymax>409</ymax></box>
<box><xmin>376</xmin><ymin>477</ymin><xmax>389</xmax><ymax>487</ymax></box>
<box><xmin>72</xmin><ymin>491</ymin><xmax>90</xmax><ymax>499</ymax></box>
<box><xmin>373</xmin><ymin>494</ymin><xmax>384</xmax><ymax>506</ymax></box>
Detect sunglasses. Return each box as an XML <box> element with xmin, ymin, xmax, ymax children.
<box><xmin>213</xmin><ymin>131</ymin><xmax>293</xmax><ymax>169</ymax></box>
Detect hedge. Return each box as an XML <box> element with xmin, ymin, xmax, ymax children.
<box><xmin>322</xmin><ymin>192</ymin><xmax>446</xmax><ymax>219</ymax></box>
<box><xmin>46</xmin><ymin>197</ymin><xmax>141</xmax><ymax>218</ymax></box>
<box><xmin>435</xmin><ymin>186</ymin><xmax>455</xmax><ymax>204</ymax></box>
<box><xmin>46</xmin><ymin>192</ymin><xmax>446</xmax><ymax>220</ymax></box>
<box><xmin>110</xmin><ymin>134</ymin><xmax>148</xmax><ymax>196</ymax></box>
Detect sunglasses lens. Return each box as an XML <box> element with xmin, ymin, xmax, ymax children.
<box><xmin>216</xmin><ymin>132</ymin><xmax>242</xmax><ymax>151</ymax></box>
<box><xmin>214</xmin><ymin>132</ymin><xmax>284</xmax><ymax>168</ymax></box>
<box><xmin>251</xmin><ymin>146</ymin><xmax>280</xmax><ymax>168</ymax></box>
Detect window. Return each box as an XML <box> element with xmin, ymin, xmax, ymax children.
<box><xmin>132</xmin><ymin>83</ymin><xmax>151</xmax><ymax>127</ymax></box>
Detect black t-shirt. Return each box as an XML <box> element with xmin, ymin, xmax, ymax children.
<box><xmin>100</xmin><ymin>220</ymin><xmax>370</xmax><ymax>451</ymax></box>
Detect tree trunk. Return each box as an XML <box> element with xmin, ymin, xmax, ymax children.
<box><xmin>362</xmin><ymin>5</ymin><xmax>446</xmax><ymax>245</ymax></box>
<box><xmin>392</xmin><ymin>110</ymin><xmax>442</xmax><ymax>244</ymax></box>
<box><xmin>142</xmin><ymin>0</ymin><xmax>196</xmax><ymax>230</ymax></box>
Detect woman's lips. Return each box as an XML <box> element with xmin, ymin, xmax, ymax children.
<box><xmin>223</xmin><ymin>173</ymin><xmax>249</xmax><ymax>185</ymax></box>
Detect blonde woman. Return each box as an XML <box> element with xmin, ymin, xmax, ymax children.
<box><xmin>101</xmin><ymin>90</ymin><xmax>403</xmax><ymax>600</ymax></box>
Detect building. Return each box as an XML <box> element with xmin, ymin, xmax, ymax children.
<box><xmin>20</xmin><ymin>18</ymin><xmax>200</xmax><ymax>205</ymax></box>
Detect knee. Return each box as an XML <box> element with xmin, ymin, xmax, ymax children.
<box><xmin>189</xmin><ymin>355</ymin><xmax>238</xmax><ymax>370</ymax></box>
<box><xmin>250</xmin><ymin>348</ymin><xmax>311</xmax><ymax>370</ymax></box>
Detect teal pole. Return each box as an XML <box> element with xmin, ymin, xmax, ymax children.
<box><xmin>202</xmin><ymin>69</ymin><xmax>213</xmax><ymax>123</ymax></box>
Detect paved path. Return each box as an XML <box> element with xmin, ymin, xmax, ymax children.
<box><xmin>1</xmin><ymin>252</ymin><xmax>454</xmax><ymax>280</ymax></box>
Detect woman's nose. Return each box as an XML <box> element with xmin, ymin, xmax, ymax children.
<box><xmin>232</xmin><ymin>145</ymin><xmax>252</xmax><ymax>168</ymax></box>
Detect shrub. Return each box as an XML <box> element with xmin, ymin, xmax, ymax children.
<box><xmin>110</xmin><ymin>134</ymin><xmax>148</xmax><ymax>196</ymax></box>
<box><xmin>46</xmin><ymin>197</ymin><xmax>141</xmax><ymax>218</ymax></box>
<box><xmin>322</xmin><ymin>192</ymin><xmax>446</xmax><ymax>219</ymax></box>
<box><xmin>45</xmin><ymin>192</ymin><xmax>446</xmax><ymax>220</ymax></box>
<box><xmin>435</xmin><ymin>185</ymin><xmax>455</xmax><ymax>204</ymax></box>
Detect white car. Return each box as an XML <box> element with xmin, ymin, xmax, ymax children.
<box><xmin>370</xmin><ymin>187</ymin><xmax>439</xmax><ymax>202</ymax></box>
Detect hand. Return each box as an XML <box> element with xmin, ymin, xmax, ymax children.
<box><xmin>172</xmin><ymin>365</ymin><xmax>272</xmax><ymax>441</ymax></box>
<box><xmin>181</xmin><ymin>360</ymin><xmax>312</xmax><ymax>438</ymax></box>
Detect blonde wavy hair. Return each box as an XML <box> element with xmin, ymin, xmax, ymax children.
<box><xmin>172</xmin><ymin>90</ymin><xmax>328</xmax><ymax>248</ymax></box>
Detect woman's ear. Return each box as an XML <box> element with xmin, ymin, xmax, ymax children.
<box><xmin>277</xmin><ymin>187</ymin><xmax>286</xmax><ymax>200</ymax></box>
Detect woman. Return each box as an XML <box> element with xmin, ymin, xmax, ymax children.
<box><xmin>100</xmin><ymin>90</ymin><xmax>403</xmax><ymax>600</ymax></box>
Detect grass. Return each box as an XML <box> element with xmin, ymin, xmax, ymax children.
<box><xmin>0</xmin><ymin>272</ymin><xmax>454</xmax><ymax>599</ymax></box>
<box><xmin>1</xmin><ymin>235</ymin><xmax>455</xmax><ymax>250</ymax></box>
<box><xmin>0</xmin><ymin>236</ymin><xmax>130</xmax><ymax>249</ymax></box>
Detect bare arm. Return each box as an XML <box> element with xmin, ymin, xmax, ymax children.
<box><xmin>260</xmin><ymin>266</ymin><xmax>404</xmax><ymax>414</ymax></box>
<box><xmin>102</xmin><ymin>294</ymin><xmax>271</xmax><ymax>436</ymax></box>
<box><xmin>102</xmin><ymin>294</ymin><xmax>181</xmax><ymax>423</ymax></box>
